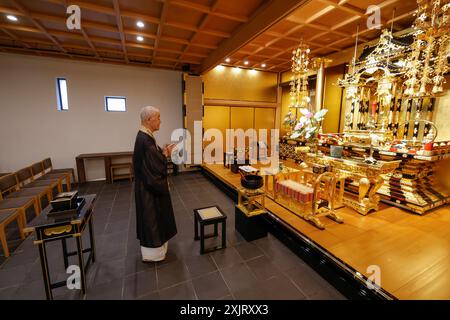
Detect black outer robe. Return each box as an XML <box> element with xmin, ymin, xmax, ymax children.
<box><xmin>133</xmin><ymin>130</ymin><xmax>177</xmax><ymax>248</ymax></box>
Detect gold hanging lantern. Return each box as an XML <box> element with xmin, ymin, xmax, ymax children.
<box><xmin>403</xmin><ymin>0</ymin><xmax>450</xmax><ymax>97</ymax></box>
<box><xmin>289</xmin><ymin>43</ymin><xmax>311</xmax><ymax>109</ymax></box>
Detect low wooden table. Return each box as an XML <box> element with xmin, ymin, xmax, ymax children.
<box><xmin>24</xmin><ymin>194</ymin><xmax>97</xmax><ymax>300</ymax></box>
<box><xmin>76</xmin><ymin>152</ymin><xmax>133</xmax><ymax>184</ymax></box>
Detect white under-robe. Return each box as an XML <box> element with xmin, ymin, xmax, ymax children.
<box><xmin>141</xmin><ymin>242</ymin><xmax>168</xmax><ymax>261</ymax></box>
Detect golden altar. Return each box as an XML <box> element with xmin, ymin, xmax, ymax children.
<box><xmin>301</xmin><ymin>154</ymin><xmax>401</xmax><ymax>215</ymax></box>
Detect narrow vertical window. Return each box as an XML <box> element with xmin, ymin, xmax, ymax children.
<box><xmin>56</xmin><ymin>78</ymin><xmax>69</xmax><ymax>111</ymax></box>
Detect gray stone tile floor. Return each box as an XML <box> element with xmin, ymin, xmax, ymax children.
<box><xmin>0</xmin><ymin>172</ymin><xmax>346</xmax><ymax>300</ymax></box>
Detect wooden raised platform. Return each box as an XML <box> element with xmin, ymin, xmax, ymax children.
<box><xmin>203</xmin><ymin>163</ymin><xmax>450</xmax><ymax>300</ymax></box>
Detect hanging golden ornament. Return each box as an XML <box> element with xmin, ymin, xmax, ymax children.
<box><xmin>403</xmin><ymin>0</ymin><xmax>450</xmax><ymax>97</ymax></box>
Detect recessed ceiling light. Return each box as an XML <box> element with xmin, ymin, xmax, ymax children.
<box><xmin>6</xmin><ymin>15</ymin><xmax>18</xmax><ymax>22</ymax></box>
<box><xmin>244</xmin><ymin>60</ymin><xmax>249</xmax><ymax>65</ymax></box>
<box><xmin>225</xmin><ymin>58</ymin><xmax>230</xmax><ymax>63</ymax></box>
<box><xmin>261</xmin><ymin>63</ymin><xmax>266</xmax><ymax>68</ymax></box>
<box><xmin>136</xmin><ymin>36</ymin><xmax>144</xmax><ymax>42</ymax></box>
<box><xmin>136</xmin><ymin>21</ymin><xmax>145</xmax><ymax>28</ymax></box>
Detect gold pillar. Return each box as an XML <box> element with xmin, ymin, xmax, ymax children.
<box><xmin>314</xmin><ymin>58</ymin><xmax>332</xmax><ymax>113</ymax></box>
<box><xmin>315</xmin><ymin>59</ymin><xmax>325</xmax><ymax>113</ymax></box>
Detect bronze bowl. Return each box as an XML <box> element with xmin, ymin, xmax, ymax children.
<box><xmin>240</xmin><ymin>174</ymin><xmax>263</xmax><ymax>190</ymax></box>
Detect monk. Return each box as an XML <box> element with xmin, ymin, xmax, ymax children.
<box><xmin>133</xmin><ymin>106</ymin><xmax>177</xmax><ymax>262</ymax></box>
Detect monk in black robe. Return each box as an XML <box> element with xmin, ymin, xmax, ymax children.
<box><xmin>133</xmin><ymin>106</ymin><xmax>177</xmax><ymax>262</ymax></box>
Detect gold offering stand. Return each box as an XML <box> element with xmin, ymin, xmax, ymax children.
<box><xmin>301</xmin><ymin>153</ymin><xmax>400</xmax><ymax>215</ymax></box>
<box><xmin>270</xmin><ymin>168</ymin><xmax>343</xmax><ymax>230</ymax></box>
<box><xmin>295</xmin><ymin>162</ymin><xmax>346</xmax><ymax>210</ymax></box>
<box><xmin>237</xmin><ymin>188</ymin><xmax>266</xmax><ymax>217</ymax></box>
<box><xmin>260</xmin><ymin>166</ymin><xmax>301</xmax><ymax>200</ymax></box>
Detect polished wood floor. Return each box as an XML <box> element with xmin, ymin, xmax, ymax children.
<box><xmin>203</xmin><ymin>164</ymin><xmax>450</xmax><ymax>300</ymax></box>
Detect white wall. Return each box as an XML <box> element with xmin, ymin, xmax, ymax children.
<box><xmin>0</xmin><ymin>53</ymin><xmax>183</xmax><ymax>181</ymax></box>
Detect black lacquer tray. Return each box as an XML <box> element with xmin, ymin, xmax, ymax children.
<box><xmin>46</xmin><ymin>197</ymin><xmax>86</xmax><ymax>218</ymax></box>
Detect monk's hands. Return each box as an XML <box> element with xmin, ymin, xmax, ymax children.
<box><xmin>162</xmin><ymin>143</ymin><xmax>176</xmax><ymax>157</ymax></box>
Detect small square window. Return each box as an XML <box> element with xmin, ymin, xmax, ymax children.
<box><xmin>105</xmin><ymin>96</ymin><xmax>127</xmax><ymax>112</ymax></box>
<box><xmin>56</xmin><ymin>78</ymin><xmax>69</xmax><ymax>111</ymax></box>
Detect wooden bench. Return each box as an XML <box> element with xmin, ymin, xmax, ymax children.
<box><xmin>0</xmin><ymin>173</ymin><xmax>41</xmax><ymax>223</ymax></box>
<box><xmin>0</xmin><ymin>208</ymin><xmax>25</xmax><ymax>257</ymax></box>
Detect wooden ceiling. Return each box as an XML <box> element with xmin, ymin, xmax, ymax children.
<box><xmin>0</xmin><ymin>0</ymin><xmax>418</xmax><ymax>73</ymax></box>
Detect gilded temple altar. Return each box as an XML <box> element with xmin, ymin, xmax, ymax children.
<box><xmin>300</xmin><ymin>154</ymin><xmax>401</xmax><ymax>215</ymax></box>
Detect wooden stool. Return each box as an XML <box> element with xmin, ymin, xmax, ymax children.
<box><xmin>193</xmin><ymin>206</ymin><xmax>227</xmax><ymax>254</ymax></box>
<box><xmin>110</xmin><ymin>163</ymin><xmax>133</xmax><ymax>183</ymax></box>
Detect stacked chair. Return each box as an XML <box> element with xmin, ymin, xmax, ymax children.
<box><xmin>0</xmin><ymin>174</ymin><xmax>39</xmax><ymax>258</ymax></box>
<box><xmin>0</xmin><ymin>209</ymin><xmax>25</xmax><ymax>257</ymax></box>
<box><xmin>29</xmin><ymin>162</ymin><xmax>66</xmax><ymax>194</ymax></box>
<box><xmin>0</xmin><ymin>158</ymin><xmax>74</xmax><ymax>258</ymax></box>
<box><xmin>14</xmin><ymin>167</ymin><xmax>55</xmax><ymax>210</ymax></box>
<box><xmin>42</xmin><ymin>158</ymin><xmax>75</xmax><ymax>189</ymax></box>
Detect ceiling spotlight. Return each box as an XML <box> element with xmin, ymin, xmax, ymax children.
<box><xmin>225</xmin><ymin>57</ymin><xmax>230</xmax><ymax>63</ymax></box>
<box><xmin>6</xmin><ymin>15</ymin><xmax>18</xmax><ymax>22</ymax></box>
<box><xmin>244</xmin><ymin>60</ymin><xmax>249</xmax><ymax>65</ymax></box>
<box><xmin>136</xmin><ymin>21</ymin><xmax>145</xmax><ymax>28</ymax></box>
<box><xmin>136</xmin><ymin>36</ymin><xmax>144</xmax><ymax>42</ymax></box>
<box><xmin>261</xmin><ymin>63</ymin><xmax>266</xmax><ymax>68</ymax></box>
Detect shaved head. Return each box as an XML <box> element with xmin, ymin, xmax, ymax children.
<box><xmin>140</xmin><ymin>106</ymin><xmax>160</xmax><ymax>124</ymax></box>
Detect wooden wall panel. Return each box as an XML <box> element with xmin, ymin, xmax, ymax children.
<box><xmin>203</xmin><ymin>66</ymin><xmax>278</xmax><ymax>102</ymax></box>
<box><xmin>230</xmin><ymin>107</ymin><xmax>254</xmax><ymax>130</ymax></box>
<box><xmin>203</xmin><ymin>106</ymin><xmax>230</xmax><ymax>132</ymax></box>
<box><xmin>255</xmin><ymin>107</ymin><xmax>275</xmax><ymax>152</ymax></box>
<box><xmin>184</xmin><ymin>74</ymin><xmax>203</xmax><ymax>166</ymax></box>
<box><xmin>254</xmin><ymin>107</ymin><xmax>275</xmax><ymax>131</ymax></box>
<box><xmin>322</xmin><ymin>64</ymin><xmax>345</xmax><ymax>133</ymax></box>
<box><xmin>204</xmin><ymin>105</ymin><xmax>277</xmax><ymax>152</ymax></box>
<box><xmin>203</xmin><ymin>106</ymin><xmax>230</xmax><ymax>151</ymax></box>
<box><xmin>230</xmin><ymin>107</ymin><xmax>255</xmax><ymax>151</ymax></box>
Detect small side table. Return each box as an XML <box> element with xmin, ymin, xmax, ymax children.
<box><xmin>237</xmin><ymin>188</ymin><xmax>266</xmax><ymax>217</ymax></box>
<box><xmin>193</xmin><ymin>206</ymin><xmax>227</xmax><ymax>254</ymax></box>
<box><xmin>24</xmin><ymin>194</ymin><xmax>97</xmax><ymax>300</ymax></box>
<box><xmin>235</xmin><ymin>189</ymin><xmax>267</xmax><ymax>241</ymax></box>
